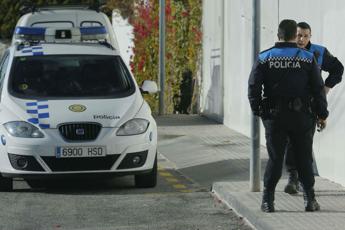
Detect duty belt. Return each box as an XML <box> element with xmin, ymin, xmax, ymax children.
<box><xmin>277</xmin><ymin>97</ymin><xmax>312</xmax><ymax>113</ymax></box>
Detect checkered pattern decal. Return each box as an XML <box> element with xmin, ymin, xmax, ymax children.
<box><xmin>259</xmin><ymin>47</ymin><xmax>314</xmax><ymax>64</ymax></box>
<box><xmin>21</xmin><ymin>46</ymin><xmax>44</xmax><ymax>56</ymax></box>
<box><xmin>26</xmin><ymin>100</ymin><xmax>50</xmax><ymax>129</ymax></box>
<box><xmin>259</xmin><ymin>56</ymin><xmax>313</xmax><ymax>64</ymax></box>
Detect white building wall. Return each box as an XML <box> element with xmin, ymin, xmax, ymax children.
<box><xmin>201</xmin><ymin>0</ymin><xmax>223</xmax><ymax>122</ymax></box>
<box><xmin>112</xmin><ymin>11</ymin><xmax>134</xmax><ymax>67</ymax></box>
<box><xmin>202</xmin><ymin>0</ymin><xmax>345</xmax><ymax>186</ymax></box>
<box><xmin>222</xmin><ymin>0</ymin><xmax>252</xmax><ymax>136</ymax></box>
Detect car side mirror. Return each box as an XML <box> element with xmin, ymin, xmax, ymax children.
<box><xmin>140</xmin><ymin>80</ymin><xmax>158</xmax><ymax>94</ymax></box>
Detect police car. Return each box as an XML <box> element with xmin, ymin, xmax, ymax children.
<box><xmin>0</xmin><ymin>23</ymin><xmax>158</xmax><ymax>191</ymax></box>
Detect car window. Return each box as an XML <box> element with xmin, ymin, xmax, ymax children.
<box><xmin>80</xmin><ymin>21</ymin><xmax>102</xmax><ymax>27</ymax></box>
<box><xmin>32</xmin><ymin>21</ymin><xmax>74</xmax><ymax>28</ymax></box>
<box><xmin>9</xmin><ymin>55</ymin><xmax>135</xmax><ymax>99</ymax></box>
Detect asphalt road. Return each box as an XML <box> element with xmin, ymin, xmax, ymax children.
<box><xmin>0</xmin><ymin>115</ymin><xmax>253</xmax><ymax>230</ymax></box>
<box><xmin>0</xmin><ymin>154</ymin><xmax>252</xmax><ymax>230</ymax></box>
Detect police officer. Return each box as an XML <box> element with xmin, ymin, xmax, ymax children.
<box><xmin>248</xmin><ymin>19</ymin><xmax>328</xmax><ymax>212</ymax></box>
<box><xmin>284</xmin><ymin>22</ymin><xmax>344</xmax><ymax>194</ymax></box>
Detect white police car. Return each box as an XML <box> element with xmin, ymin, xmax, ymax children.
<box><xmin>0</xmin><ymin>25</ymin><xmax>158</xmax><ymax>191</ymax></box>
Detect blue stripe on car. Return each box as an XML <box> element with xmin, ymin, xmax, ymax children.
<box><xmin>27</xmin><ymin>110</ymin><xmax>38</xmax><ymax>114</ymax></box>
<box><xmin>38</xmin><ymin>113</ymin><xmax>49</xmax><ymax>119</ymax></box>
<box><xmin>28</xmin><ymin>118</ymin><xmax>39</xmax><ymax>124</ymax></box>
<box><xmin>26</xmin><ymin>101</ymin><xmax>50</xmax><ymax>128</ymax></box>
<box><xmin>37</xmin><ymin>105</ymin><xmax>48</xmax><ymax>109</ymax></box>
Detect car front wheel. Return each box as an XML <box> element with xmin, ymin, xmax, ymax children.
<box><xmin>135</xmin><ymin>154</ymin><xmax>157</xmax><ymax>188</ymax></box>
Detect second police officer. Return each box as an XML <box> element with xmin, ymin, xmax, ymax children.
<box><xmin>284</xmin><ymin>21</ymin><xmax>344</xmax><ymax>194</ymax></box>
<box><xmin>248</xmin><ymin>19</ymin><xmax>328</xmax><ymax>212</ymax></box>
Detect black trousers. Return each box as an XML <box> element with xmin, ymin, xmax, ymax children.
<box><xmin>285</xmin><ymin>121</ymin><xmax>317</xmax><ymax>172</ymax></box>
<box><xmin>262</xmin><ymin>109</ymin><xmax>315</xmax><ymax>191</ymax></box>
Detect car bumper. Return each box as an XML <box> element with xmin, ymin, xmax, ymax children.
<box><xmin>0</xmin><ymin>125</ymin><xmax>157</xmax><ymax>177</ymax></box>
<box><xmin>2</xmin><ymin>169</ymin><xmax>153</xmax><ymax>179</ymax></box>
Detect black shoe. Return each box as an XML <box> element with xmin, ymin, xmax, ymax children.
<box><xmin>297</xmin><ymin>182</ymin><xmax>304</xmax><ymax>192</ymax></box>
<box><xmin>303</xmin><ymin>188</ymin><xmax>320</xmax><ymax>212</ymax></box>
<box><xmin>305</xmin><ymin>200</ymin><xmax>320</xmax><ymax>212</ymax></box>
<box><xmin>284</xmin><ymin>183</ymin><xmax>298</xmax><ymax>194</ymax></box>
<box><xmin>261</xmin><ymin>189</ymin><xmax>275</xmax><ymax>212</ymax></box>
<box><xmin>284</xmin><ymin>170</ymin><xmax>299</xmax><ymax>194</ymax></box>
<box><xmin>261</xmin><ymin>202</ymin><xmax>275</xmax><ymax>212</ymax></box>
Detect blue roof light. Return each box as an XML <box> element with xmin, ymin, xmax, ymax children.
<box><xmin>80</xmin><ymin>26</ymin><xmax>107</xmax><ymax>35</ymax></box>
<box><xmin>15</xmin><ymin>27</ymin><xmax>46</xmax><ymax>36</ymax></box>
<box><xmin>14</xmin><ymin>26</ymin><xmax>109</xmax><ymax>45</ymax></box>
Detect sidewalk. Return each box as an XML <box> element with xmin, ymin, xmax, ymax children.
<box><xmin>156</xmin><ymin>114</ymin><xmax>345</xmax><ymax>230</ymax></box>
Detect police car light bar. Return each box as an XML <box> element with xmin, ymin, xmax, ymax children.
<box><xmin>80</xmin><ymin>26</ymin><xmax>106</xmax><ymax>35</ymax></box>
<box><xmin>15</xmin><ymin>27</ymin><xmax>46</xmax><ymax>42</ymax></box>
<box><xmin>80</xmin><ymin>26</ymin><xmax>108</xmax><ymax>41</ymax></box>
<box><xmin>14</xmin><ymin>26</ymin><xmax>108</xmax><ymax>44</ymax></box>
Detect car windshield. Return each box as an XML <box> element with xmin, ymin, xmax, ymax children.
<box><xmin>9</xmin><ymin>55</ymin><xmax>135</xmax><ymax>99</ymax></box>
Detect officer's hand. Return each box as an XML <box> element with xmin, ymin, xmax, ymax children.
<box><xmin>317</xmin><ymin>118</ymin><xmax>327</xmax><ymax>132</ymax></box>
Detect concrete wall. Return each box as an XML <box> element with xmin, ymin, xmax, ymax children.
<box><xmin>202</xmin><ymin>0</ymin><xmax>345</xmax><ymax>186</ymax></box>
<box><xmin>201</xmin><ymin>0</ymin><xmax>223</xmax><ymax>122</ymax></box>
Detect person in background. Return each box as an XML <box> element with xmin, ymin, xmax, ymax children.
<box><xmin>284</xmin><ymin>22</ymin><xmax>344</xmax><ymax>195</ymax></box>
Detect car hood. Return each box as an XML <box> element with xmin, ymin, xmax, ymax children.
<box><xmin>3</xmin><ymin>94</ymin><xmax>143</xmax><ymax>129</ymax></box>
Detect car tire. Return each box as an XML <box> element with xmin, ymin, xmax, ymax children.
<box><xmin>0</xmin><ymin>175</ymin><xmax>12</xmax><ymax>192</ymax></box>
<box><xmin>135</xmin><ymin>154</ymin><xmax>157</xmax><ymax>188</ymax></box>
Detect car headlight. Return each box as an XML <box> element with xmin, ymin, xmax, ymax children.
<box><xmin>116</xmin><ymin>118</ymin><xmax>149</xmax><ymax>136</ymax></box>
<box><xmin>4</xmin><ymin>121</ymin><xmax>44</xmax><ymax>138</ymax></box>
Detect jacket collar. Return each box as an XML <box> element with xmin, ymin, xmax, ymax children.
<box><xmin>305</xmin><ymin>41</ymin><xmax>312</xmax><ymax>50</ymax></box>
<box><xmin>274</xmin><ymin>42</ymin><xmax>298</xmax><ymax>48</ymax></box>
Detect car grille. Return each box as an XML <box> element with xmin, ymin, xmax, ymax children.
<box><xmin>58</xmin><ymin>123</ymin><xmax>101</xmax><ymax>141</ymax></box>
<box><xmin>41</xmin><ymin>155</ymin><xmax>120</xmax><ymax>172</ymax></box>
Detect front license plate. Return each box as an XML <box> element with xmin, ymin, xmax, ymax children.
<box><xmin>56</xmin><ymin>146</ymin><xmax>106</xmax><ymax>158</ymax></box>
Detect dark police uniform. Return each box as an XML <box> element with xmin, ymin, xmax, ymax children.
<box><xmin>248</xmin><ymin>42</ymin><xmax>328</xmax><ymax>192</ymax></box>
<box><xmin>308</xmin><ymin>42</ymin><xmax>343</xmax><ymax>88</ymax></box>
<box><xmin>285</xmin><ymin>42</ymin><xmax>343</xmax><ymax>172</ymax></box>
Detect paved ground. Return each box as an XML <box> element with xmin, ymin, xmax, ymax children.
<box><xmin>0</xmin><ymin>114</ymin><xmax>253</xmax><ymax>230</ymax></box>
<box><xmin>156</xmin><ymin>114</ymin><xmax>345</xmax><ymax>230</ymax></box>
